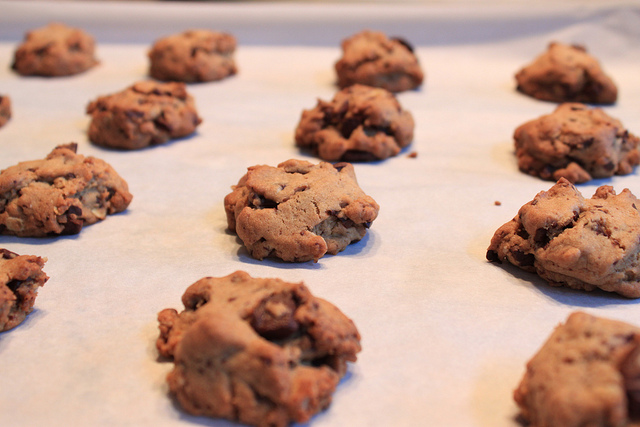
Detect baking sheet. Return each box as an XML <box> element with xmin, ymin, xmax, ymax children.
<box><xmin>1</xmin><ymin>1</ymin><xmax>640</xmax><ymax>426</ymax></box>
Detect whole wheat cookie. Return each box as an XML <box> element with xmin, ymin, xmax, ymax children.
<box><xmin>148</xmin><ymin>29</ymin><xmax>237</xmax><ymax>83</ymax></box>
<box><xmin>156</xmin><ymin>270</ymin><xmax>361</xmax><ymax>427</ymax></box>
<box><xmin>514</xmin><ymin>311</ymin><xmax>640</xmax><ymax>427</ymax></box>
<box><xmin>0</xmin><ymin>143</ymin><xmax>132</xmax><ymax>237</ymax></box>
<box><xmin>295</xmin><ymin>84</ymin><xmax>415</xmax><ymax>161</ymax></box>
<box><xmin>515</xmin><ymin>42</ymin><xmax>617</xmax><ymax>104</ymax></box>
<box><xmin>86</xmin><ymin>81</ymin><xmax>202</xmax><ymax>150</ymax></box>
<box><xmin>487</xmin><ymin>178</ymin><xmax>640</xmax><ymax>298</ymax></box>
<box><xmin>514</xmin><ymin>103</ymin><xmax>640</xmax><ymax>183</ymax></box>
<box><xmin>335</xmin><ymin>30</ymin><xmax>424</xmax><ymax>93</ymax></box>
<box><xmin>0</xmin><ymin>248</ymin><xmax>49</xmax><ymax>332</ymax></box>
<box><xmin>0</xmin><ymin>95</ymin><xmax>10</xmax><ymax>129</ymax></box>
<box><xmin>11</xmin><ymin>22</ymin><xmax>98</xmax><ymax>77</ymax></box>
<box><xmin>224</xmin><ymin>159</ymin><xmax>379</xmax><ymax>262</ymax></box>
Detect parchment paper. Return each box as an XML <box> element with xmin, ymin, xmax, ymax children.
<box><xmin>1</xmin><ymin>1</ymin><xmax>640</xmax><ymax>426</ymax></box>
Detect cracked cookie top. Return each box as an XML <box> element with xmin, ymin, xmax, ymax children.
<box><xmin>515</xmin><ymin>42</ymin><xmax>617</xmax><ymax>104</ymax></box>
<box><xmin>487</xmin><ymin>178</ymin><xmax>640</xmax><ymax>298</ymax></box>
<box><xmin>86</xmin><ymin>81</ymin><xmax>202</xmax><ymax>150</ymax></box>
<box><xmin>335</xmin><ymin>30</ymin><xmax>424</xmax><ymax>93</ymax></box>
<box><xmin>514</xmin><ymin>103</ymin><xmax>640</xmax><ymax>183</ymax></box>
<box><xmin>224</xmin><ymin>159</ymin><xmax>379</xmax><ymax>262</ymax></box>
<box><xmin>156</xmin><ymin>270</ymin><xmax>361</xmax><ymax>427</ymax></box>
<box><xmin>0</xmin><ymin>248</ymin><xmax>49</xmax><ymax>332</ymax></box>
<box><xmin>514</xmin><ymin>312</ymin><xmax>640</xmax><ymax>427</ymax></box>
<box><xmin>295</xmin><ymin>84</ymin><xmax>415</xmax><ymax>161</ymax></box>
<box><xmin>0</xmin><ymin>143</ymin><xmax>132</xmax><ymax>237</ymax></box>
<box><xmin>148</xmin><ymin>29</ymin><xmax>237</xmax><ymax>83</ymax></box>
<box><xmin>12</xmin><ymin>22</ymin><xmax>98</xmax><ymax>77</ymax></box>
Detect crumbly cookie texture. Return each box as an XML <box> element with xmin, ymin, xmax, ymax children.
<box><xmin>487</xmin><ymin>178</ymin><xmax>640</xmax><ymax>298</ymax></box>
<box><xmin>295</xmin><ymin>84</ymin><xmax>414</xmax><ymax>161</ymax></box>
<box><xmin>514</xmin><ymin>103</ymin><xmax>640</xmax><ymax>184</ymax></box>
<box><xmin>11</xmin><ymin>22</ymin><xmax>98</xmax><ymax>77</ymax></box>
<box><xmin>515</xmin><ymin>42</ymin><xmax>617</xmax><ymax>104</ymax></box>
<box><xmin>0</xmin><ymin>248</ymin><xmax>49</xmax><ymax>332</ymax></box>
<box><xmin>86</xmin><ymin>81</ymin><xmax>202</xmax><ymax>150</ymax></box>
<box><xmin>157</xmin><ymin>270</ymin><xmax>361</xmax><ymax>427</ymax></box>
<box><xmin>0</xmin><ymin>95</ymin><xmax>10</xmax><ymax>128</ymax></box>
<box><xmin>148</xmin><ymin>29</ymin><xmax>237</xmax><ymax>83</ymax></box>
<box><xmin>335</xmin><ymin>30</ymin><xmax>424</xmax><ymax>93</ymax></box>
<box><xmin>514</xmin><ymin>312</ymin><xmax>640</xmax><ymax>427</ymax></box>
<box><xmin>224</xmin><ymin>159</ymin><xmax>379</xmax><ymax>262</ymax></box>
<box><xmin>0</xmin><ymin>143</ymin><xmax>132</xmax><ymax>237</ymax></box>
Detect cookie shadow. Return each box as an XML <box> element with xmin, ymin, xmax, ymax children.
<box><xmin>0</xmin><ymin>308</ymin><xmax>46</xmax><ymax>354</ymax></box>
<box><xmin>85</xmin><ymin>130</ymin><xmax>202</xmax><ymax>152</ymax></box>
<box><xmin>231</xmin><ymin>232</ymin><xmax>375</xmax><ymax>270</ymax></box>
<box><xmin>294</xmin><ymin>145</ymin><xmax>412</xmax><ymax>165</ymax></box>
<box><xmin>170</xmin><ymin>371</ymin><xmax>355</xmax><ymax>427</ymax></box>
<box><xmin>489</xmin><ymin>261</ymin><xmax>639</xmax><ymax>307</ymax></box>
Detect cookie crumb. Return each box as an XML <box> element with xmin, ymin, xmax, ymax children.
<box><xmin>408</xmin><ymin>151</ymin><xmax>418</xmax><ymax>158</ymax></box>
<box><xmin>494</xmin><ymin>200</ymin><xmax>502</xmax><ymax>206</ymax></box>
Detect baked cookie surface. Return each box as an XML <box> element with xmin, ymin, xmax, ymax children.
<box><xmin>156</xmin><ymin>270</ymin><xmax>361</xmax><ymax>427</ymax></box>
<box><xmin>0</xmin><ymin>95</ymin><xmax>10</xmax><ymax>128</ymax></box>
<box><xmin>514</xmin><ymin>103</ymin><xmax>640</xmax><ymax>183</ymax></box>
<box><xmin>515</xmin><ymin>42</ymin><xmax>617</xmax><ymax>104</ymax></box>
<box><xmin>0</xmin><ymin>143</ymin><xmax>132</xmax><ymax>237</ymax></box>
<box><xmin>86</xmin><ymin>81</ymin><xmax>202</xmax><ymax>150</ymax></box>
<box><xmin>225</xmin><ymin>159</ymin><xmax>379</xmax><ymax>262</ymax></box>
<box><xmin>148</xmin><ymin>30</ymin><xmax>237</xmax><ymax>83</ymax></box>
<box><xmin>295</xmin><ymin>84</ymin><xmax>414</xmax><ymax>161</ymax></box>
<box><xmin>12</xmin><ymin>22</ymin><xmax>98</xmax><ymax>77</ymax></box>
<box><xmin>487</xmin><ymin>178</ymin><xmax>640</xmax><ymax>298</ymax></box>
<box><xmin>0</xmin><ymin>248</ymin><xmax>49</xmax><ymax>332</ymax></box>
<box><xmin>335</xmin><ymin>30</ymin><xmax>424</xmax><ymax>93</ymax></box>
<box><xmin>514</xmin><ymin>312</ymin><xmax>640</xmax><ymax>427</ymax></box>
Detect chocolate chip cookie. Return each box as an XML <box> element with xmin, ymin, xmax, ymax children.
<box><xmin>148</xmin><ymin>29</ymin><xmax>237</xmax><ymax>83</ymax></box>
<box><xmin>0</xmin><ymin>95</ymin><xmax>10</xmax><ymax>128</ymax></box>
<box><xmin>12</xmin><ymin>22</ymin><xmax>98</xmax><ymax>77</ymax></box>
<box><xmin>487</xmin><ymin>178</ymin><xmax>640</xmax><ymax>298</ymax></box>
<box><xmin>335</xmin><ymin>30</ymin><xmax>424</xmax><ymax>93</ymax></box>
<box><xmin>86</xmin><ymin>81</ymin><xmax>202</xmax><ymax>150</ymax></box>
<box><xmin>0</xmin><ymin>143</ymin><xmax>132</xmax><ymax>237</ymax></box>
<box><xmin>156</xmin><ymin>270</ymin><xmax>361</xmax><ymax>427</ymax></box>
<box><xmin>224</xmin><ymin>159</ymin><xmax>379</xmax><ymax>262</ymax></box>
<box><xmin>515</xmin><ymin>42</ymin><xmax>618</xmax><ymax>104</ymax></box>
<box><xmin>295</xmin><ymin>84</ymin><xmax>415</xmax><ymax>161</ymax></box>
<box><xmin>514</xmin><ymin>311</ymin><xmax>640</xmax><ymax>427</ymax></box>
<box><xmin>514</xmin><ymin>103</ymin><xmax>640</xmax><ymax>183</ymax></box>
<box><xmin>0</xmin><ymin>248</ymin><xmax>49</xmax><ymax>332</ymax></box>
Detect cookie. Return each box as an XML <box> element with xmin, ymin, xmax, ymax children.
<box><xmin>86</xmin><ymin>81</ymin><xmax>202</xmax><ymax>150</ymax></box>
<box><xmin>0</xmin><ymin>143</ymin><xmax>132</xmax><ymax>237</ymax></box>
<box><xmin>295</xmin><ymin>84</ymin><xmax>415</xmax><ymax>161</ymax></box>
<box><xmin>148</xmin><ymin>30</ymin><xmax>237</xmax><ymax>83</ymax></box>
<box><xmin>514</xmin><ymin>103</ymin><xmax>640</xmax><ymax>184</ymax></box>
<box><xmin>335</xmin><ymin>30</ymin><xmax>424</xmax><ymax>93</ymax></box>
<box><xmin>0</xmin><ymin>248</ymin><xmax>49</xmax><ymax>332</ymax></box>
<box><xmin>514</xmin><ymin>311</ymin><xmax>640</xmax><ymax>427</ymax></box>
<box><xmin>515</xmin><ymin>42</ymin><xmax>617</xmax><ymax>104</ymax></box>
<box><xmin>224</xmin><ymin>159</ymin><xmax>379</xmax><ymax>262</ymax></box>
<box><xmin>0</xmin><ymin>95</ymin><xmax>10</xmax><ymax>128</ymax></box>
<box><xmin>11</xmin><ymin>22</ymin><xmax>98</xmax><ymax>77</ymax></box>
<box><xmin>487</xmin><ymin>178</ymin><xmax>640</xmax><ymax>298</ymax></box>
<box><xmin>156</xmin><ymin>270</ymin><xmax>361</xmax><ymax>427</ymax></box>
